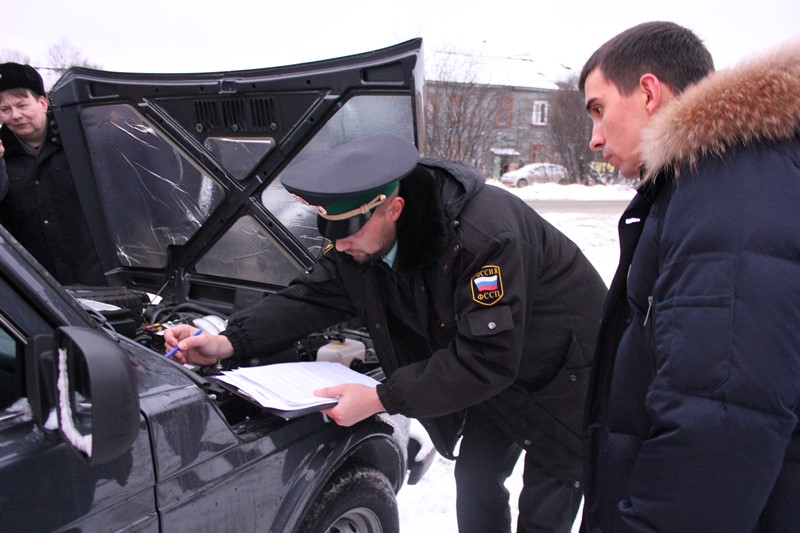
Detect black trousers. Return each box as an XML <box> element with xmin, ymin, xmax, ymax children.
<box><xmin>454</xmin><ymin>408</ymin><xmax>581</xmax><ymax>533</ymax></box>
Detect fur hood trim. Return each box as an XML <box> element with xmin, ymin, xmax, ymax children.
<box><xmin>641</xmin><ymin>38</ymin><xmax>800</xmax><ymax>180</ymax></box>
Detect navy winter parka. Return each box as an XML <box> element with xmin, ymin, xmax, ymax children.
<box><xmin>582</xmin><ymin>41</ymin><xmax>800</xmax><ymax>531</ymax></box>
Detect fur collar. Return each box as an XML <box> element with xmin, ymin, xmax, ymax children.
<box><xmin>641</xmin><ymin>38</ymin><xmax>800</xmax><ymax>180</ymax></box>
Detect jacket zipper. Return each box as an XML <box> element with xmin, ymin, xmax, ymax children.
<box><xmin>643</xmin><ymin>295</ymin><xmax>654</xmax><ymax>326</ymax></box>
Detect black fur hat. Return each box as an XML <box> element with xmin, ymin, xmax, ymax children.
<box><xmin>0</xmin><ymin>63</ymin><xmax>45</xmax><ymax>97</ymax></box>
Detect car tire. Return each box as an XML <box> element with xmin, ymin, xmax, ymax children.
<box><xmin>517</xmin><ymin>178</ymin><xmax>528</xmax><ymax>187</ymax></box>
<box><xmin>298</xmin><ymin>464</ymin><xmax>399</xmax><ymax>533</ymax></box>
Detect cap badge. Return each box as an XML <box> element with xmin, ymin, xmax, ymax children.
<box><xmin>289</xmin><ymin>193</ymin><xmax>311</xmax><ymax>206</ymax></box>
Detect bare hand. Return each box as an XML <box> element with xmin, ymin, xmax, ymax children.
<box><xmin>163</xmin><ymin>324</ymin><xmax>234</xmax><ymax>365</ymax></box>
<box><xmin>315</xmin><ymin>383</ymin><xmax>385</xmax><ymax>427</ymax></box>
<box><xmin>0</xmin><ymin>139</ymin><xmax>5</xmax><ymax>158</ymax></box>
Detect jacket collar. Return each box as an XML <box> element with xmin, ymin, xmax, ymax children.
<box><xmin>394</xmin><ymin>164</ymin><xmax>450</xmax><ymax>271</ymax></box>
<box><xmin>641</xmin><ymin>38</ymin><xmax>800</xmax><ymax>181</ymax></box>
<box><xmin>394</xmin><ymin>159</ymin><xmax>484</xmax><ymax>271</ymax></box>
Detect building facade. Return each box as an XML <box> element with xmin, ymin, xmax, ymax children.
<box><xmin>424</xmin><ymin>80</ymin><xmax>558</xmax><ymax>178</ymax></box>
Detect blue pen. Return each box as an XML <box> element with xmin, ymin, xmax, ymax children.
<box><xmin>165</xmin><ymin>328</ymin><xmax>203</xmax><ymax>358</ymax></box>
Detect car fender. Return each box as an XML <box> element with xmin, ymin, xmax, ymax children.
<box><xmin>270</xmin><ymin>413</ymin><xmax>407</xmax><ymax>532</ymax></box>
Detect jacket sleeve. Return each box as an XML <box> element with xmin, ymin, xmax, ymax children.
<box><xmin>223</xmin><ymin>254</ymin><xmax>356</xmax><ymax>359</ymax></box>
<box><xmin>617</xmin><ymin>154</ymin><xmax>800</xmax><ymax>531</ymax></box>
<box><xmin>379</xmin><ymin>230</ymin><xmax>530</xmax><ymax>417</ymax></box>
<box><xmin>0</xmin><ymin>158</ymin><xmax>8</xmax><ymax>202</ymax></box>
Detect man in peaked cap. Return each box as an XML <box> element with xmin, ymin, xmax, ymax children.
<box><xmin>0</xmin><ymin>62</ymin><xmax>104</xmax><ymax>285</ymax></box>
<box><xmin>166</xmin><ymin>135</ymin><xmax>607</xmax><ymax>532</ymax></box>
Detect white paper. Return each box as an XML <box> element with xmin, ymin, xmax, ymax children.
<box><xmin>212</xmin><ymin>361</ymin><xmax>380</xmax><ymax>411</ymax></box>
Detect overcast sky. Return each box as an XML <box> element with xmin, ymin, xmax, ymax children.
<box><xmin>4</xmin><ymin>0</ymin><xmax>799</xmax><ymax>89</ymax></box>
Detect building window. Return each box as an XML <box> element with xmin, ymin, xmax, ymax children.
<box><xmin>532</xmin><ymin>101</ymin><xmax>548</xmax><ymax>126</ymax></box>
<box><xmin>530</xmin><ymin>144</ymin><xmax>548</xmax><ymax>163</ymax></box>
<box><xmin>496</xmin><ymin>97</ymin><xmax>513</xmax><ymax>128</ymax></box>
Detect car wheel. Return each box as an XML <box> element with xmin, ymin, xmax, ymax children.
<box><xmin>298</xmin><ymin>465</ymin><xmax>399</xmax><ymax>533</ymax></box>
<box><xmin>517</xmin><ymin>178</ymin><xmax>528</xmax><ymax>187</ymax></box>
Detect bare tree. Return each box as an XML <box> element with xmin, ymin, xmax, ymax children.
<box><xmin>0</xmin><ymin>49</ymin><xmax>32</xmax><ymax>64</ymax></box>
<box><xmin>546</xmin><ymin>76</ymin><xmax>597</xmax><ymax>184</ymax></box>
<box><xmin>46</xmin><ymin>39</ymin><xmax>101</xmax><ymax>74</ymax></box>
<box><xmin>424</xmin><ymin>50</ymin><xmax>503</xmax><ymax>173</ymax></box>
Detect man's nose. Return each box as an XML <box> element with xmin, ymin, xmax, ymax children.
<box><xmin>589</xmin><ymin>123</ymin><xmax>604</xmax><ymax>152</ymax></box>
<box><xmin>335</xmin><ymin>239</ymin><xmax>350</xmax><ymax>252</ymax></box>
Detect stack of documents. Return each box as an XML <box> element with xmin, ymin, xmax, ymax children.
<box><xmin>211</xmin><ymin>361</ymin><xmax>380</xmax><ymax>419</ymax></box>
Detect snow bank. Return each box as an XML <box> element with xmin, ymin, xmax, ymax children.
<box><xmin>487</xmin><ymin>179</ymin><xmax>636</xmax><ymax>201</ymax></box>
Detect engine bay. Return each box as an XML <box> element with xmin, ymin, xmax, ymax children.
<box><xmin>66</xmin><ymin>285</ymin><xmax>384</xmax><ymax>428</ymax></box>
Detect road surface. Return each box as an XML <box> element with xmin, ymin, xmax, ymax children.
<box><xmin>525</xmin><ymin>198</ymin><xmax>629</xmax><ymax>216</ymax></box>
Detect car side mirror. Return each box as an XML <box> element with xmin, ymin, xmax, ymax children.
<box><xmin>50</xmin><ymin>327</ymin><xmax>140</xmax><ymax>465</ymax></box>
<box><xmin>25</xmin><ymin>334</ymin><xmax>59</xmax><ymax>442</ymax></box>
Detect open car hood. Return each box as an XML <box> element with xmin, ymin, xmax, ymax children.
<box><xmin>49</xmin><ymin>39</ymin><xmax>423</xmax><ymax>315</ymax></box>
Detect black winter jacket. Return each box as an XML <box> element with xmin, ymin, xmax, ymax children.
<box><xmin>582</xmin><ymin>40</ymin><xmax>800</xmax><ymax>532</ymax></box>
<box><xmin>0</xmin><ymin>116</ymin><xmax>104</xmax><ymax>285</ymax></box>
<box><xmin>225</xmin><ymin>158</ymin><xmax>607</xmax><ymax>485</ymax></box>
<box><xmin>0</xmin><ymin>158</ymin><xmax>8</xmax><ymax>201</ymax></box>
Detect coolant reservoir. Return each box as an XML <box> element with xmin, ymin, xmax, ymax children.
<box><xmin>316</xmin><ymin>338</ymin><xmax>366</xmax><ymax>367</ymax></box>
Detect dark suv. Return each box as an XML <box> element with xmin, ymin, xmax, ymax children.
<box><xmin>0</xmin><ymin>38</ymin><xmax>428</xmax><ymax>532</ymax></box>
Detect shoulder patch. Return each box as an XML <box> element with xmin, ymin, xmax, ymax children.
<box><xmin>470</xmin><ymin>265</ymin><xmax>504</xmax><ymax>306</ymax></box>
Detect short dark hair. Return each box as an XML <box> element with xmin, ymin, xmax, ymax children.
<box><xmin>579</xmin><ymin>21</ymin><xmax>714</xmax><ymax>95</ymax></box>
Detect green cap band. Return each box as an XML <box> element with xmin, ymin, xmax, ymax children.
<box><xmin>322</xmin><ymin>180</ymin><xmax>400</xmax><ymax>217</ymax></box>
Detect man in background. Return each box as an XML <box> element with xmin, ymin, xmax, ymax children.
<box><xmin>0</xmin><ymin>62</ymin><xmax>104</xmax><ymax>285</ymax></box>
<box><xmin>579</xmin><ymin>21</ymin><xmax>800</xmax><ymax>531</ymax></box>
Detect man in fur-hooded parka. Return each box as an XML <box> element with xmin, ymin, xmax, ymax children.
<box><xmin>580</xmin><ymin>22</ymin><xmax>800</xmax><ymax>532</ymax></box>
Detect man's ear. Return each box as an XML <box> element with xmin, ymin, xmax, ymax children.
<box><xmin>388</xmin><ymin>196</ymin><xmax>405</xmax><ymax>222</ymax></box>
<box><xmin>639</xmin><ymin>73</ymin><xmax>673</xmax><ymax>115</ymax></box>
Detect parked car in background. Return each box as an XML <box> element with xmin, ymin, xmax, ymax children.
<box><xmin>500</xmin><ymin>162</ymin><xmax>569</xmax><ymax>187</ymax></box>
<box><xmin>0</xmin><ymin>38</ymin><xmax>433</xmax><ymax>533</ymax></box>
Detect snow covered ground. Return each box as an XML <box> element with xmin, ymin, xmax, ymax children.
<box><xmin>397</xmin><ymin>180</ymin><xmax>636</xmax><ymax>532</ymax></box>
<box><xmin>504</xmin><ymin>180</ymin><xmax>635</xmax><ymax>288</ymax></box>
